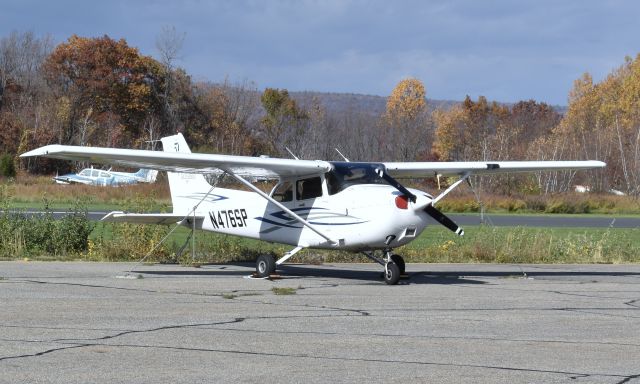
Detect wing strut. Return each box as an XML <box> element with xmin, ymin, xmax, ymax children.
<box><xmin>432</xmin><ymin>172</ymin><xmax>471</xmax><ymax>206</ymax></box>
<box><xmin>228</xmin><ymin>172</ymin><xmax>336</xmax><ymax>245</ymax></box>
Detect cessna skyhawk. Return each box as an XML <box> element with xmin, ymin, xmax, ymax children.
<box><xmin>22</xmin><ymin>133</ymin><xmax>605</xmax><ymax>285</ymax></box>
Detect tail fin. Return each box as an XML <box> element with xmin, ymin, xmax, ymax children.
<box><xmin>160</xmin><ymin>133</ymin><xmax>213</xmax><ymax>215</ymax></box>
<box><xmin>133</xmin><ymin>168</ymin><xmax>159</xmax><ymax>183</ymax></box>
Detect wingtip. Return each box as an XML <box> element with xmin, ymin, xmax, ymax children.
<box><xmin>20</xmin><ymin>145</ymin><xmax>55</xmax><ymax>158</ymax></box>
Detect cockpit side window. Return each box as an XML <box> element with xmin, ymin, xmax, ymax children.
<box><xmin>271</xmin><ymin>181</ymin><xmax>294</xmax><ymax>202</ymax></box>
<box><xmin>296</xmin><ymin>177</ymin><xmax>323</xmax><ymax>200</ymax></box>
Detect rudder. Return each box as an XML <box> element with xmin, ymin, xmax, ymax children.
<box><xmin>160</xmin><ymin>133</ymin><xmax>213</xmax><ymax>215</ymax></box>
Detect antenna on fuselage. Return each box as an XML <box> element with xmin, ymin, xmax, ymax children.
<box><xmin>284</xmin><ymin>147</ymin><xmax>300</xmax><ymax>160</ymax></box>
<box><xmin>335</xmin><ymin>148</ymin><xmax>350</xmax><ymax>162</ymax></box>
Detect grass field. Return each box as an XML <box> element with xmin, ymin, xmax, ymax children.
<box><xmin>81</xmin><ymin>223</ymin><xmax>640</xmax><ymax>265</ymax></box>
<box><xmin>2</xmin><ymin>176</ymin><xmax>640</xmax><ymax>264</ymax></box>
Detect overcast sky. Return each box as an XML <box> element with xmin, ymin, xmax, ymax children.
<box><xmin>2</xmin><ymin>0</ymin><xmax>638</xmax><ymax>105</ymax></box>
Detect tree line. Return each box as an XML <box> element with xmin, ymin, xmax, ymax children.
<box><xmin>1</xmin><ymin>31</ymin><xmax>638</xmax><ymax>195</ymax></box>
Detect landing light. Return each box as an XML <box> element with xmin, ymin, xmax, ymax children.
<box><xmin>395</xmin><ymin>195</ymin><xmax>409</xmax><ymax>210</ymax></box>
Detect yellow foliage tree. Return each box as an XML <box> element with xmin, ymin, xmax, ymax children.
<box><xmin>383</xmin><ymin>78</ymin><xmax>430</xmax><ymax>161</ymax></box>
<box><xmin>386</xmin><ymin>78</ymin><xmax>427</xmax><ymax>124</ymax></box>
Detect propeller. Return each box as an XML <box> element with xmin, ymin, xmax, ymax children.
<box><xmin>375</xmin><ymin>167</ymin><xmax>416</xmax><ymax>202</ymax></box>
<box><xmin>423</xmin><ymin>204</ymin><xmax>464</xmax><ymax>236</ymax></box>
<box><xmin>375</xmin><ymin>165</ymin><xmax>464</xmax><ymax>236</ymax></box>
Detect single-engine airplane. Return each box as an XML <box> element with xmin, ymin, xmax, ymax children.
<box><xmin>22</xmin><ymin>133</ymin><xmax>605</xmax><ymax>284</ymax></box>
<box><xmin>54</xmin><ymin>167</ymin><xmax>158</xmax><ymax>186</ymax></box>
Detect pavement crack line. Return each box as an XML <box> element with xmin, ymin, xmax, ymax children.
<box><xmin>2</xmin><ymin>336</ymin><xmax>638</xmax><ymax>382</ymax></box>
<box><xmin>616</xmin><ymin>373</ymin><xmax>640</xmax><ymax>384</ymax></box>
<box><xmin>236</xmin><ymin>296</ymin><xmax>370</xmax><ymax>316</ymax></box>
<box><xmin>0</xmin><ymin>344</ymin><xmax>87</xmax><ymax>362</ymax></box>
<box><xmin>200</xmin><ymin>326</ymin><xmax>640</xmax><ymax>348</ymax></box>
<box><xmin>51</xmin><ymin>318</ymin><xmax>246</xmax><ymax>342</ymax></box>
<box><xmin>559</xmin><ymin>308</ymin><xmax>640</xmax><ymax>320</ymax></box>
<box><xmin>13</xmin><ymin>279</ymin><xmax>263</xmax><ymax>299</ymax></box>
<box><xmin>3</xmin><ymin>338</ymin><xmax>635</xmax><ymax>382</ymax></box>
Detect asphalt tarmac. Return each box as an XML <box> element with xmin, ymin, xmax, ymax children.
<box><xmin>1</xmin><ymin>262</ymin><xmax>639</xmax><ymax>383</ymax></box>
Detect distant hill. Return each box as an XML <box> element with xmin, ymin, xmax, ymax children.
<box><xmin>289</xmin><ymin>91</ymin><xmax>566</xmax><ymax>116</ymax></box>
<box><xmin>289</xmin><ymin>91</ymin><xmax>460</xmax><ymax>116</ymax></box>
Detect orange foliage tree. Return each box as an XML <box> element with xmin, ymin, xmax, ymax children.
<box><xmin>43</xmin><ymin>35</ymin><xmax>166</xmax><ymax>147</ymax></box>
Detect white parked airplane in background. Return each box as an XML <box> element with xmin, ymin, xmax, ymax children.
<box><xmin>22</xmin><ymin>133</ymin><xmax>605</xmax><ymax>284</ymax></box>
<box><xmin>54</xmin><ymin>167</ymin><xmax>158</xmax><ymax>186</ymax></box>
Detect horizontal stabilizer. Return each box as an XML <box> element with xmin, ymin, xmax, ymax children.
<box><xmin>101</xmin><ymin>211</ymin><xmax>204</xmax><ymax>226</ymax></box>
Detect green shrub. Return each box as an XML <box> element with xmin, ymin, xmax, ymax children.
<box><xmin>0</xmin><ymin>202</ymin><xmax>94</xmax><ymax>258</ymax></box>
<box><xmin>0</xmin><ymin>154</ymin><xmax>16</xmax><ymax>178</ymax></box>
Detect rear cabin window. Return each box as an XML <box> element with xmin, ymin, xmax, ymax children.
<box><xmin>296</xmin><ymin>177</ymin><xmax>323</xmax><ymax>200</ymax></box>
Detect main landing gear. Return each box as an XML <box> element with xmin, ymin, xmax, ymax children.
<box><xmin>255</xmin><ymin>247</ymin><xmax>405</xmax><ymax>285</ymax></box>
<box><xmin>363</xmin><ymin>250</ymin><xmax>406</xmax><ymax>285</ymax></box>
<box><xmin>256</xmin><ymin>254</ymin><xmax>276</xmax><ymax>278</ymax></box>
<box><xmin>255</xmin><ymin>246</ymin><xmax>303</xmax><ymax>278</ymax></box>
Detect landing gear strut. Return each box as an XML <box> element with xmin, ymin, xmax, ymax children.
<box><xmin>362</xmin><ymin>250</ymin><xmax>406</xmax><ymax>285</ymax></box>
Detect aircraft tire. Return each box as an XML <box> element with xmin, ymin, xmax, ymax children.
<box><xmin>384</xmin><ymin>262</ymin><xmax>401</xmax><ymax>285</ymax></box>
<box><xmin>256</xmin><ymin>254</ymin><xmax>276</xmax><ymax>278</ymax></box>
<box><xmin>390</xmin><ymin>254</ymin><xmax>405</xmax><ymax>275</ymax></box>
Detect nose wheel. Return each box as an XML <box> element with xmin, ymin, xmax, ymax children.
<box><xmin>384</xmin><ymin>261</ymin><xmax>401</xmax><ymax>285</ymax></box>
<box><xmin>390</xmin><ymin>254</ymin><xmax>405</xmax><ymax>275</ymax></box>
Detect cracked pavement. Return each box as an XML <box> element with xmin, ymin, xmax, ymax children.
<box><xmin>1</xmin><ymin>262</ymin><xmax>639</xmax><ymax>383</ymax></box>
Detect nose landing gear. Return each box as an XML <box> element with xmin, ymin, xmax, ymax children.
<box><xmin>363</xmin><ymin>250</ymin><xmax>406</xmax><ymax>285</ymax></box>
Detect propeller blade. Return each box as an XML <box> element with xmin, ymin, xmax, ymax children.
<box><xmin>375</xmin><ymin>167</ymin><xmax>416</xmax><ymax>202</ymax></box>
<box><xmin>424</xmin><ymin>204</ymin><xmax>464</xmax><ymax>236</ymax></box>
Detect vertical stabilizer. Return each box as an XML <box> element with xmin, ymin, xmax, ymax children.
<box><xmin>133</xmin><ymin>169</ymin><xmax>159</xmax><ymax>183</ymax></box>
<box><xmin>160</xmin><ymin>133</ymin><xmax>213</xmax><ymax>215</ymax></box>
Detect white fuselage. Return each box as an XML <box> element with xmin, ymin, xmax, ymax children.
<box><xmin>180</xmin><ymin>181</ymin><xmax>431</xmax><ymax>251</ymax></box>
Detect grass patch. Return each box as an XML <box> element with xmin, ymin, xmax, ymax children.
<box><xmin>272</xmin><ymin>287</ymin><xmax>296</xmax><ymax>295</ymax></box>
<box><xmin>2</xmin><ymin>179</ymin><xmax>640</xmax><ymax>264</ymax></box>
<box><xmin>398</xmin><ymin>225</ymin><xmax>640</xmax><ymax>264</ymax></box>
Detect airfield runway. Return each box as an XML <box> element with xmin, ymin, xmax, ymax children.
<box><xmin>1</xmin><ymin>262</ymin><xmax>639</xmax><ymax>383</ymax></box>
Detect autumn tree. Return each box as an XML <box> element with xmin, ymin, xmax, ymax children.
<box><xmin>260</xmin><ymin>88</ymin><xmax>308</xmax><ymax>156</ymax></box>
<box><xmin>190</xmin><ymin>79</ymin><xmax>261</xmax><ymax>155</ymax></box>
<box><xmin>43</xmin><ymin>35</ymin><xmax>166</xmax><ymax>147</ymax></box>
<box><xmin>0</xmin><ymin>31</ymin><xmax>54</xmax><ymax>171</ymax></box>
<box><xmin>155</xmin><ymin>25</ymin><xmax>185</xmax><ymax>133</ymax></box>
<box><xmin>382</xmin><ymin>78</ymin><xmax>431</xmax><ymax>161</ymax></box>
<box><xmin>544</xmin><ymin>54</ymin><xmax>640</xmax><ymax>195</ymax></box>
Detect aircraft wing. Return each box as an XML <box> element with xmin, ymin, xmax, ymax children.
<box><xmin>52</xmin><ymin>175</ymin><xmax>94</xmax><ymax>185</ymax></box>
<box><xmin>383</xmin><ymin>160</ymin><xmax>606</xmax><ymax>178</ymax></box>
<box><xmin>21</xmin><ymin>145</ymin><xmax>332</xmax><ymax>179</ymax></box>
<box><xmin>102</xmin><ymin>211</ymin><xmax>204</xmax><ymax>225</ymax></box>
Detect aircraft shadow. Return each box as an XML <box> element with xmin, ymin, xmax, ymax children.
<box><xmin>133</xmin><ymin>263</ymin><xmax>640</xmax><ymax>286</ymax></box>
<box><xmin>278</xmin><ymin>265</ymin><xmax>489</xmax><ymax>285</ymax></box>
<box><xmin>134</xmin><ymin>263</ymin><xmax>489</xmax><ymax>285</ymax></box>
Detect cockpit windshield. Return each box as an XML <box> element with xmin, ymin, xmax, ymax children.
<box><xmin>326</xmin><ymin>162</ymin><xmax>389</xmax><ymax>195</ymax></box>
